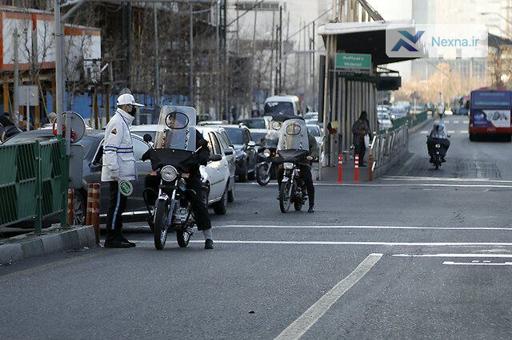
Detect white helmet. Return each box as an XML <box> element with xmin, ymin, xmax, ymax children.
<box><xmin>117</xmin><ymin>93</ymin><xmax>144</xmax><ymax>107</ymax></box>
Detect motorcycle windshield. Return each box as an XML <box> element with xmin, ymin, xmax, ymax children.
<box><xmin>277</xmin><ymin>118</ymin><xmax>309</xmax><ymax>151</ymax></box>
<box><xmin>154</xmin><ymin>106</ymin><xmax>197</xmax><ymax>151</ymax></box>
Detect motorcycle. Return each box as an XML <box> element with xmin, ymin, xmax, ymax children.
<box><xmin>255</xmin><ymin>127</ymin><xmax>280</xmax><ymax>186</ymax></box>
<box><xmin>276</xmin><ymin>150</ymin><xmax>311</xmax><ymax>213</ymax></box>
<box><xmin>142</xmin><ymin>135</ymin><xmax>221</xmax><ymax>250</ymax></box>
<box><xmin>432</xmin><ymin>142</ymin><xmax>442</xmax><ymax>170</ymax></box>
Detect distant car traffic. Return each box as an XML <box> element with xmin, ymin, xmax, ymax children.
<box><xmin>377</xmin><ymin>111</ymin><xmax>393</xmax><ymax>131</ymax></box>
<box><xmin>237</xmin><ymin>117</ymin><xmax>271</xmax><ymax>130</ymax></box>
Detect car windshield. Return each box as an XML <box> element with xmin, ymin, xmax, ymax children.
<box><xmin>239</xmin><ymin>119</ymin><xmax>266</xmax><ymax>129</ymax></box>
<box><xmin>224</xmin><ymin>128</ymin><xmax>244</xmax><ymax>145</ymax></box>
<box><xmin>307</xmin><ymin>126</ymin><xmax>320</xmax><ymax>136</ymax></box>
<box><xmin>264</xmin><ymin>101</ymin><xmax>294</xmax><ymax>115</ymax></box>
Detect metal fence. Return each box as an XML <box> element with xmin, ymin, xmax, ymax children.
<box><xmin>371</xmin><ymin>124</ymin><xmax>409</xmax><ymax>175</ymax></box>
<box><xmin>390</xmin><ymin>111</ymin><xmax>428</xmax><ymax>131</ymax></box>
<box><xmin>0</xmin><ymin>139</ymin><xmax>68</xmax><ymax>233</ymax></box>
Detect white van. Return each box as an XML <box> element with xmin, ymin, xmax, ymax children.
<box><xmin>264</xmin><ymin>95</ymin><xmax>301</xmax><ymax>116</ymax></box>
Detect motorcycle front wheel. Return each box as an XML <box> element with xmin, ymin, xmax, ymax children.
<box><xmin>176</xmin><ymin>229</ymin><xmax>192</xmax><ymax>248</ymax></box>
<box><xmin>279</xmin><ymin>181</ymin><xmax>292</xmax><ymax>213</ymax></box>
<box><xmin>154</xmin><ymin>199</ymin><xmax>171</xmax><ymax>250</ymax></box>
<box><xmin>256</xmin><ymin>163</ymin><xmax>271</xmax><ymax>186</ymax></box>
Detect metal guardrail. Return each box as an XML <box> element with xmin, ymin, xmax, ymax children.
<box><xmin>388</xmin><ymin>111</ymin><xmax>428</xmax><ymax>131</ymax></box>
<box><xmin>370</xmin><ymin>124</ymin><xmax>409</xmax><ymax>172</ymax></box>
<box><xmin>0</xmin><ymin>139</ymin><xmax>68</xmax><ymax>233</ymax></box>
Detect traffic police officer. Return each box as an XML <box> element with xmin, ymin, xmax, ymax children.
<box><xmin>102</xmin><ymin>93</ymin><xmax>144</xmax><ymax>248</ymax></box>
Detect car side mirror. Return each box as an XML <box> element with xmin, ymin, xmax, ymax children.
<box><xmin>224</xmin><ymin>148</ymin><xmax>234</xmax><ymax>156</ymax></box>
<box><xmin>143</xmin><ymin>134</ymin><xmax>152</xmax><ymax>143</ymax></box>
<box><xmin>248</xmin><ymin>141</ymin><xmax>256</xmax><ymax>148</ymax></box>
<box><xmin>210</xmin><ymin>154</ymin><xmax>222</xmax><ymax>162</ymax></box>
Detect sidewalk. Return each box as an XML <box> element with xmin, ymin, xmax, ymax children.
<box><xmin>314</xmin><ymin>161</ymin><xmax>373</xmax><ymax>184</ymax></box>
<box><xmin>0</xmin><ymin>225</ymin><xmax>97</xmax><ymax>265</ymax></box>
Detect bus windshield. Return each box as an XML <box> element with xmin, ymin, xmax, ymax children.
<box><xmin>471</xmin><ymin>91</ymin><xmax>511</xmax><ymax>109</ymax></box>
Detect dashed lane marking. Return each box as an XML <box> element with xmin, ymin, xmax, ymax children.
<box><xmin>382</xmin><ymin>176</ymin><xmax>512</xmax><ymax>183</ymax></box>
<box><xmin>274</xmin><ymin>253</ymin><xmax>382</xmax><ymax>340</ymax></box>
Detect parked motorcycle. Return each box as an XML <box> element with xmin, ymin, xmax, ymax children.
<box><xmin>255</xmin><ymin>131</ymin><xmax>279</xmax><ymax>186</ymax></box>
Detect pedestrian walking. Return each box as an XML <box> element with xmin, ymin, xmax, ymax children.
<box><xmin>352</xmin><ymin>111</ymin><xmax>371</xmax><ymax>167</ymax></box>
<box><xmin>102</xmin><ymin>92</ymin><xmax>144</xmax><ymax>248</ymax></box>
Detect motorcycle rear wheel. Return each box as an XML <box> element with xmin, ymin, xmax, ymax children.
<box><xmin>154</xmin><ymin>199</ymin><xmax>170</xmax><ymax>250</ymax></box>
<box><xmin>279</xmin><ymin>181</ymin><xmax>292</xmax><ymax>213</ymax></box>
<box><xmin>256</xmin><ymin>163</ymin><xmax>271</xmax><ymax>186</ymax></box>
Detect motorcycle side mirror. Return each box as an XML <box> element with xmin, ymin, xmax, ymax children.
<box><xmin>248</xmin><ymin>141</ymin><xmax>256</xmax><ymax>148</ymax></box>
<box><xmin>447</xmin><ymin>135</ymin><xmax>451</xmax><ymax>138</ymax></box>
<box><xmin>210</xmin><ymin>154</ymin><xmax>222</xmax><ymax>162</ymax></box>
<box><xmin>143</xmin><ymin>134</ymin><xmax>152</xmax><ymax>143</ymax></box>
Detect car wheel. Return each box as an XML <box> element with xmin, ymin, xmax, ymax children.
<box><xmin>213</xmin><ymin>187</ymin><xmax>228</xmax><ymax>215</ymax></box>
<box><xmin>228</xmin><ymin>182</ymin><xmax>235</xmax><ymax>203</ymax></box>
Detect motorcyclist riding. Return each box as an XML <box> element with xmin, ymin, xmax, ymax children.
<box><xmin>427</xmin><ymin>120</ymin><xmax>450</xmax><ymax>163</ymax></box>
<box><xmin>143</xmin><ymin>106</ymin><xmax>214</xmax><ymax>249</ymax></box>
<box><xmin>273</xmin><ymin>114</ymin><xmax>318</xmax><ymax>213</ymax></box>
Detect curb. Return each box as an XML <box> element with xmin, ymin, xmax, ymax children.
<box><xmin>0</xmin><ymin>225</ymin><xmax>97</xmax><ymax>265</ymax></box>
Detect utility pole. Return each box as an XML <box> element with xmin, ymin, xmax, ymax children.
<box><xmin>189</xmin><ymin>3</ymin><xmax>195</xmax><ymax>107</ymax></box>
<box><xmin>249</xmin><ymin>7</ymin><xmax>258</xmax><ymax>116</ymax></box>
<box><xmin>283</xmin><ymin>11</ymin><xmax>290</xmax><ymax>93</ymax></box>
<box><xmin>13</xmin><ymin>28</ymin><xmax>19</xmax><ymax>127</ymax></box>
<box><xmin>278</xmin><ymin>5</ymin><xmax>283</xmax><ymax>94</ymax></box>
<box><xmin>153</xmin><ymin>3</ymin><xmax>160</xmax><ymax>108</ymax></box>
<box><xmin>54</xmin><ymin>0</ymin><xmax>64</xmax><ymax>136</ymax></box>
<box><xmin>270</xmin><ymin>12</ymin><xmax>275</xmax><ymax>95</ymax></box>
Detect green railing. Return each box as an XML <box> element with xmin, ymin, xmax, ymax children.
<box><xmin>388</xmin><ymin>111</ymin><xmax>429</xmax><ymax>131</ymax></box>
<box><xmin>0</xmin><ymin>139</ymin><xmax>68</xmax><ymax>234</ymax></box>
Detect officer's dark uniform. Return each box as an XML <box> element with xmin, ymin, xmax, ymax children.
<box><xmin>186</xmin><ymin>131</ymin><xmax>211</xmax><ymax>231</ymax></box>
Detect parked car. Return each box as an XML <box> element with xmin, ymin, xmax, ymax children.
<box><xmin>307</xmin><ymin>124</ymin><xmax>323</xmax><ymax>149</ymax></box>
<box><xmin>222</xmin><ymin>125</ymin><xmax>258</xmax><ymax>182</ymax></box>
<box><xmin>131</xmin><ymin>125</ymin><xmax>236</xmax><ymax>211</ymax></box>
<box><xmin>3</xmin><ymin>129</ymin><xmax>153</xmax><ymax>224</ymax></box>
<box><xmin>377</xmin><ymin>110</ymin><xmax>393</xmax><ymax>130</ymax></box>
<box><xmin>389</xmin><ymin>106</ymin><xmax>408</xmax><ymax>120</ymax></box>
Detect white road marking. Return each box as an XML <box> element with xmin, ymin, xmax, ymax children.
<box><xmin>216</xmin><ymin>225</ymin><xmax>512</xmax><ymax>231</ymax></box>
<box><xmin>443</xmin><ymin>261</ymin><xmax>512</xmax><ymax>266</ymax></box>
<box><xmin>393</xmin><ymin>254</ymin><xmax>512</xmax><ymax>258</ymax></box>
<box><xmin>448</xmin><ymin>130</ymin><xmax>456</xmax><ymax>134</ymax></box>
<box><xmin>274</xmin><ymin>253</ymin><xmax>382</xmax><ymax>340</ymax></box>
<box><xmin>459</xmin><ymin>130</ymin><xmax>468</xmax><ymax>134</ymax></box>
<box><xmin>454</xmin><ymin>120</ymin><xmax>460</xmax><ymax>124</ymax></box>
<box><xmin>135</xmin><ymin>240</ymin><xmax>512</xmax><ymax>247</ymax></box>
<box><xmin>420</xmin><ymin>130</ymin><xmax>429</xmax><ymax>134</ymax></box>
<box><xmin>242</xmin><ymin>182</ymin><xmax>512</xmax><ymax>188</ymax></box>
<box><xmin>382</xmin><ymin>176</ymin><xmax>512</xmax><ymax>184</ymax></box>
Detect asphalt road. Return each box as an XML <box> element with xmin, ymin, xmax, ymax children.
<box><xmin>2</xmin><ymin>115</ymin><xmax>512</xmax><ymax>339</ymax></box>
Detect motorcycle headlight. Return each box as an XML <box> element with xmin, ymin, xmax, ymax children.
<box><xmin>161</xmin><ymin>165</ymin><xmax>178</xmax><ymax>182</ymax></box>
<box><xmin>263</xmin><ymin>149</ymin><xmax>271</xmax><ymax>158</ymax></box>
<box><xmin>284</xmin><ymin>162</ymin><xmax>294</xmax><ymax>170</ymax></box>
<box><xmin>435</xmin><ymin>144</ymin><xmax>441</xmax><ymax>148</ymax></box>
